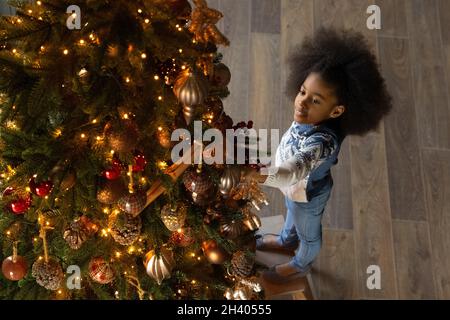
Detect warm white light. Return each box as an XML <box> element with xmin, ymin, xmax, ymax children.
<box><xmin>144</xmin><ymin>18</ymin><xmax>150</xmax><ymax>24</ymax></box>
<box><xmin>63</xmin><ymin>49</ymin><xmax>69</xmax><ymax>55</ymax></box>
<box><xmin>141</xmin><ymin>53</ymin><xmax>147</xmax><ymax>59</ymax></box>
<box><xmin>154</xmin><ymin>75</ymin><xmax>159</xmax><ymax>80</ymax></box>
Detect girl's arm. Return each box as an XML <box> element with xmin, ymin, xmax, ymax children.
<box><xmin>248</xmin><ymin>133</ymin><xmax>337</xmax><ymax>187</ymax></box>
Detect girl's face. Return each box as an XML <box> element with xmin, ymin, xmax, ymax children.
<box><xmin>294</xmin><ymin>72</ymin><xmax>345</xmax><ymax>125</ymax></box>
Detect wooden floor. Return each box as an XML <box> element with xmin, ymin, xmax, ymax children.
<box><xmin>208</xmin><ymin>0</ymin><xmax>450</xmax><ymax>299</ymax></box>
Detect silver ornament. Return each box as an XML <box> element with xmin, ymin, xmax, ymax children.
<box><xmin>143</xmin><ymin>247</ymin><xmax>175</xmax><ymax>285</ymax></box>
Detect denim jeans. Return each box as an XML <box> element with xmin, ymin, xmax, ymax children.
<box><xmin>279</xmin><ymin>184</ymin><xmax>332</xmax><ymax>272</ymax></box>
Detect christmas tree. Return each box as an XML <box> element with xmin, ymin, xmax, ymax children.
<box><xmin>0</xmin><ymin>0</ymin><xmax>267</xmax><ymax>300</ymax></box>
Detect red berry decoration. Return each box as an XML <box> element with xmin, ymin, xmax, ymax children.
<box><xmin>132</xmin><ymin>152</ymin><xmax>147</xmax><ymax>172</ymax></box>
<box><xmin>2</xmin><ymin>255</ymin><xmax>27</xmax><ymax>281</ymax></box>
<box><xmin>10</xmin><ymin>197</ymin><xmax>31</xmax><ymax>214</ymax></box>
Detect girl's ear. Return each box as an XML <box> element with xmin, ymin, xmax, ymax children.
<box><xmin>330</xmin><ymin>105</ymin><xmax>345</xmax><ymax>118</ymax></box>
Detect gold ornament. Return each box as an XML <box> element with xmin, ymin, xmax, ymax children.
<box><xmin>219</xmin><ymin>166</ymin><xmax>242</xmax><ymax>198</ymax></box>
<box><xmin>231</xmin><ymin>175</ymin><xmax>269</xmax><ymax>211</ymax></box>
<box><xmin>211</xmin><ymin>63</ymin><xmax>231</xmax><ymax>87</ymax></box>
<box><xmin>160</xmin><ymin>203</ymin><xmax>187</xmax><ymax>232</ymax></box>
<box><xmin>189</xmin><ymin>0</ymin><xmax>230</xmax><ymax>46</ymax></box>
<box><xmin>143</xmin><ymin>247</ymin><xmax>175</xmax><ymax>285</ymax></box>
<box><xmin>219</xmin><ymin>217</ymin><xmax>245</xmax><ymax>240</ymax></box>
<box><xmin>97</xmin><ymin>178</ymin><xmax>127</xmax><ymax>205</ymax></box>
<box><xmin>104</xmin><ymin>120</ymin><xmax>139</xmax><ymax>154</ymax></box>
<box><xmin>156</xmin><ymin>127</ymin><xmax>172</xmax><ymax>149</ymax></box>
<box><xmin>201</xmin><ymin>239</ymin><xmax>228</xmax><ymax>264</ymax></box>
<box><xmin>242</xmin><ymin>204</ymin><xmax>261</xmax><ymax>231</ymax></box>
<box><xmin>173</xmin><ymin>69</ymin><xmax>209</xmax><ymax>125</ymax></box>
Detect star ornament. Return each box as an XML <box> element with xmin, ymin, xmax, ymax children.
<box><xmin>189</xmin><ymin>0</ymin><xmax>230</xmax><ymax>46</ymax></box>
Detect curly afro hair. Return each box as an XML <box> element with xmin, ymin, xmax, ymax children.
<box><xmin>286</xmin><ymin>27</ymin><xmax>393</xmax><ymax>137</ymax></box>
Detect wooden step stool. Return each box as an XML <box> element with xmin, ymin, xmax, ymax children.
<box><xmin>256</xmin><ymin>215</ymin><xmax>317</xmax><ymax>300</ymax></box>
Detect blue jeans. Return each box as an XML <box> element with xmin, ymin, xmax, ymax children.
<box><xmin>279</xmin><ymin>185</ymin><xmax>332</xmax><ymax>272</ymax></box>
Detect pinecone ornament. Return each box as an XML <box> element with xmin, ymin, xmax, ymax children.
<box><xmin>32</xmin><ymin>258</ymin><xmax>64</xmax><ymax>291</ymax></box>
<box><xmin>109</xmin><ymin>212</ymin><xmax>142</xmax><ymax>246</ymax></box>
<box><xmin>231</xmin><ymin>251</ymin><xmax>254</xmax><ymax>278</ymax></box>
<box><xmin>63</xmin><ymin>219</ymin><xmax>88</xmax><ymax>250</ymax></box>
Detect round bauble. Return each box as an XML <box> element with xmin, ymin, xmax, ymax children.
<box><xmin>97</xmin><ymin>178</ymin><xmax>127</xmax><ymax>205</ymax></box>
<box><xmin>88</xmin><ymin>256</ymin><xmax>115</xmax><ymax>284</ymax></box>
<box><xmin>201</xmin><ymin>240</ymin><xmax>229</xmax><ymax>264</ymax></box>
<box><xmin>117</xmin><ymin>191</ymin><xmax>147</xmax><ymax>217</ymax></box>
<box><xmin>2</xmin><ymin>255</ymin><xmax>27</xmax><ymax>281</ymax></box>
<box><xmin>104</xmin><ymin>120</ymin><xmax>139</xmax><ymax>154</ymax></box>
<box><xmin>211</xmin><ymin>63</ymin><xmax>231</xmax><ymax>87</ymax></box>
<box><xmin>219</xmin><ymin>166</ymin><xmax>242</xmax><ymax>198</ymax></box>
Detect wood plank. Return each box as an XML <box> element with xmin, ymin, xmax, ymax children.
<box><xmin>248</xmin><ymin>32</ymin><xmax>283</xmax><ymax>218</ymax></box>
<box><xmin>438</xmin><ymin>0</ymin><xmax>450</xmax><ymax>113</ymax></box>
<box><xmin>375</xmin><ymin>0</ymin><xmax>408</xmax><ymax>38</ymax></box>
<box><xmin>392</xmin><ymin>220</ymin><xmax>436</xmax><ymax>299</ymax></box>
<box><xmin>313</xmin><ymin>229</ymin><xmax>357</xmax><ymax>299</ymax></box>
<box><xmin>406</xmin><ymin>0</ymin><xmax>450</xmax><ymax>149</ymax></box>
<box><xmin>350</xmin><ymin>123</ymin><xmax>398</xmax><ymax>299</ymax></box>
<box><xmin>251</xmin><ymin>0</ymin><xmax>281</xmax><ymax>34</ymax></box>
<box><xmin>314</xmin><ymin>0</ymin><xmax>374</xmax><ymax>39</ymax></box>
<box><xmin>280</xmin><ymin>0</ymin><xmax>314</xmax><ymax>129</ymax></box>
<box><xmin>378</xmin><ymin>37</ymin><xmax>427</xmax><ymax>221</ymax></box>
<box><xmin>422</xmin><ymin>149</ymin><xmax>450</xmax><ymax>299</ymax></box>
<box><xmin>323</xmin><ymin>139</ymin><xmax>354</xmax><ymax>230</ymax></box>
<box><xmin>214</xmin><ymin>0</ymin><xmax>251</xmax><ymax>123</ymax></box>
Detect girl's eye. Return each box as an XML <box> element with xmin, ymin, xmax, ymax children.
<box><xmin>313</xmin><ymin>98</ymin><xmax>320</xmax><ymax>104</ymax></box>
<box><xmin>299</xmin><ymin>89</ymin><xmax>306</xmax><ymax>95</ymax></box>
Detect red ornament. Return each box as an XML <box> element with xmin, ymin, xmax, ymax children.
<box><xmin>2</xmin><ymin>187</ymin><xmax>14</xmax><ymax>197</ymax></box>
<box><xmin>132</xmin><ymin>152</ymin><xmax>147</xmax><ymax>172</ymax></box>
<box><xmin>88</xmin><ymin>257</ymin><xmax>115</xmax><ymax>284</ymax></box>
<box><xmin>29</xmin><ymin>178</ymin><xmax>53</xmax><ymax>197</ymax></box>
<box><xmin>103</xmin><ymin>167</ymin><xmax>121</xmax><ymax>180</ymax></box>
<box><xmin>2</xmin><ymin>255</ymin><xmax>27</xmax><ymax>281</ymax></box>
<box><xmin>169</xmin><ymin>228</ymin><xmax>195</xmax><ymax>247</ymax></box>
<box><xmin>9</xmin><ymin>195</ymin><xmax>32</xmax><ymax>214</ymax></box>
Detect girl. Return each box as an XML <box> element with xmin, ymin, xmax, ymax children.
<box><xmin>250</xmin><ymin>27</ymin><xmax>393</xmax><ymax>283</ymax></box>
